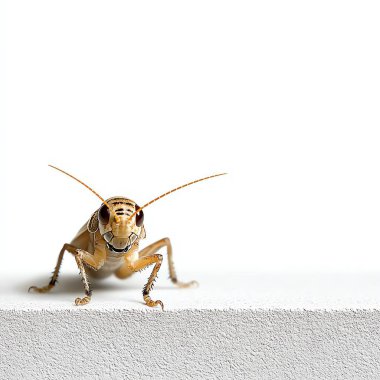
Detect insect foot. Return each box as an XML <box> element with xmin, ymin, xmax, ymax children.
<box><xmin>145</xmin><ymin>299</ymin><xmax>164</xmax><ymax>311</ymax></box>
<box><xmin>175</xmin><ymin>280</ymin><xmax>199</xmax><ymax>288</ymax></box>
<box><xmin>75</xmin><ymin>296</ymin><xmax>91</xmax><ymax>306</ymax></box>
<box><xmin>28</xmin><ymin>285</ymin><xmax>53</xmax><ymax>293</ymax></box>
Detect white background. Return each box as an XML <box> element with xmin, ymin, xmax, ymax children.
<box><xmin>2</xmin><ymin>1</ymin><xmax>380</xmax><ymax>276</ymax></box>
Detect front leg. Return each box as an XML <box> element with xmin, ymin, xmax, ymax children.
<box><xmin>29</xmin><ymin>243</ymin><xmax>106</xmax><ymax>306</ymax></box>
<box><xmin>73</xmin><ymin>247</ymin><xmax>107</xmax><ymax>306</ymax></box>
<box><xmin>127</xmin><ymin>254</ymin><xmax>164</xmax><ymax>310</ymax></box>
<box><xmin>74</xmin><ymin>249</ymin><xmax>94</xmax><ymax>306</ymax></box>
<box><xmin>124</xmin><ymin>238</ymin><xmax>198</xmax><ymax>310</ymax></box>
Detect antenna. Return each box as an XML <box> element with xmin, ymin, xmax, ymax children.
<box><xmin>48</xmin><ymin>165</ymin><xmax>120</xmax><ymax>223</ymax></box>
<box><xmin>128</xmin><ymin>173</ymin><xmax>227</xmax><ymax>222</ymax></box>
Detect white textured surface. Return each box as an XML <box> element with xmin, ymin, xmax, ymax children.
<box><xmin>1</xmin><ymin>273</ymin><xmax>380</xmax><ymax>379</ymax></box>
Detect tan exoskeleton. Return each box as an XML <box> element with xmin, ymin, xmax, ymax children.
<box><xmin>29</xmin><ymin>165</ymin><xmax>226</xmax><ymax>309</ymax></box>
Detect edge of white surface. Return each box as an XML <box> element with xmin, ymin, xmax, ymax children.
<box><xmin>1</xmin><ymin>273</ymin><xmax>380</xmax><ymax>379</ymax></box>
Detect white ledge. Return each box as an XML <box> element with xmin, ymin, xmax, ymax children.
<box><xmin>1</xmin><ymin>273</ymin><xmax>380</xmax><ymax>379</ymax></box>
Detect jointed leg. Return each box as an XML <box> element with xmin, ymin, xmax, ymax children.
<box><xmin>123</xmin><ymin>238</ymin><xmax>198</xmax><ymax>310</ymax></box>
<box><xmin>127</xmin><ymin>253</ymin><xmax>164</xmax><ymax>310</ymax></box>
<box><xmin>74</xmin><ymin>251</ymin><xmax>92</xmax><ymax>305</ymax></box>
<box><xmin>29</xmin><ymin>243</ymin><xmax>105</xmax><ymax>306</ymax></box>
<box><xmin>28</xmin><ymin>243</ymin><xmax>75</xmax><ymax>293</ymax></box>
<box><xmin>142</xmin><ymin>255</ymin><xmax>163</xmax><ymax>309</ymax></box>
<box><xmin>138</xmin><ymin>238</ymin><xmax>198</xmax><ymax>288</ymax></box>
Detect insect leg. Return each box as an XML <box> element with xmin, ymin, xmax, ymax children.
<box><xmin>73</xmin><ymin>250</ymin><xmax>92</xmax><ymax>306</ymax></box>
<box><xmin>71</xmin><ymin>246</ymin><xmax>106</xmax><ymax>306</ymax></box>
<box><xmin>138</xmin><ymin>238</ymin><xmax>198</xmax><ymax>288</ymax></box>
<box><xmin>28</xmin><ymin>243</ymin><xmax>76</xmax><ymax>293</ymax></box>
<box><xmin>29</xmin><ymin>244</ymin><xmax>105</xmax><ymax>306</ymax></box>
<box><xmin>127</xmin><ymin>254</ymin><xmax>164</xmax><ymax>310</ymax></box>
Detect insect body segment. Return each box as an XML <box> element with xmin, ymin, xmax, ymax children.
<box><xmin>29</xmin><ymin>166</ymin><xmax>226</xmax><ymax>309</ymax></box>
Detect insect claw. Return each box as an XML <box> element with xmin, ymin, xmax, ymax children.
<box><xmin>28</xmin><ymin>284</ymin><xmax>53</xmax><ymax>293</ymax></box>
<box><xmin>28</xmin><ymin>286</ymin><xmax>35</xmax><ymax>293</ymax></box>
<box><xmin>74</xmin><ymin>296</ymin><xmax>91</xmax><ymax>306</ymax></box>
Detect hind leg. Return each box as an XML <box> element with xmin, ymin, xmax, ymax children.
<box><xmin>28</xmin><ymin>243</ymin><xmax>73</xmax><ymax>293</ymax></box>
<box><xmin>138</xmin><ymin>238</ymin><xmax>198</xmax><ymax>288</ymax></box>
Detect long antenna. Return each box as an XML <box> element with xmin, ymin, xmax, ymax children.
<box><xmin>48</xmin><ymin>165</ymin><xmax>120</xmax><ymax>223</ymax></box>
<box><xmin>127</xmin><ymin>173</ymin><xmax>227</xmax><ymax>223</ymax></box>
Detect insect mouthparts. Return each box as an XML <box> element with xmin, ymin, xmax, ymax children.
<box><xmin>106</xmin><ymin>243</ymin><xmax>131</xmax><ymax>253</ymax></box>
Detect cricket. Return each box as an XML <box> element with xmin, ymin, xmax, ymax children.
<box><xmin>29</xmin><ymin>165</ymin><xmax>226</xmax><ymax>310</ymax></box>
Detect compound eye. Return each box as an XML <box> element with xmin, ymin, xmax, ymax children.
<box><xmin>135</xmin><ymin>204</ymin><xmax>144</xmax><ymax>227</ymax></box>
<box><xmin>98</xmin><ymin>204</ymin><xmax>110</xmax><ymax>225</ymax></box>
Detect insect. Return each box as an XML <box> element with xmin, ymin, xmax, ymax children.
<box><xmin>29</xmin><ymin>165</ymin><xmax>226</xmax><ymax>309</ymax></box>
